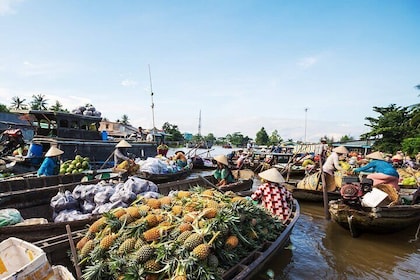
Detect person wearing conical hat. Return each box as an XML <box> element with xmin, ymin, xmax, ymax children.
<box><xmin>213</xmin><ymin>154</ymin><xmax>235</xmax><ymax>187</ymax></box>
<box><xmin>37</xmin><ymin>146</ymin><xmax>64</xmax><ymax>176</ymax></box>
<box><xmin>353</xmin><ymin>151</ymin><xmax>400</xmax><ymax>190</ymax></box>
<box><xmin>322</xmin><ymin>145</ymin><xmax>349</xmax><ymax>192</ymax></box>
<box><xmin>251</xmin><ymin>168</ymin><xmax>293</xmax><ymax>221</ymax></box>
<box><xmin>114</xmin><ymin>139</ymin><xmax>133</xmax><ymax>168</ymax></box>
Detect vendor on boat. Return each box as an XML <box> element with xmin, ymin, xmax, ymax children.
<box><xmin>251</xmin><ymin>168</ymin><xmax>293</xmax><ymax>221</ymax></box>
<box><xmin>114</xmin><ymin>139</ymin><xmax>134</xmax><ymax>167</ymax></box>
<box><xmin>213</xmin><ymin>154</ymin><xmax>235</xmax><ymax>187</ymax></box>
<box><xmin>352</xmin><ymin>151</ymin><xmax>400</xmax><ymax>190</ymax></box>
<box><xmin>37</xmin><ymin>146</ymin><xmax>63</xmax><ymax>176</ymax></box>
<box><xmin>157</xmin><ymin>140</ymin><xmax>169</xmax><ymax>157</ymax></box>
<box><xmin>173</xmin><ymin>150</ymin><xmax>188</xmax><ymax>168</ymax></box>
<box><xmin>322</xmin><ymin>145</ymin><xmax>349</xmax><ymax>192</ymax></box>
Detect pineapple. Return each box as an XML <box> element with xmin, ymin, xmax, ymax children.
<box><xmin>145</xmin><ymin>214</ymin><xmax>159</xmax><ymax>227</ymax></box>
<box><xmin>225</xmin><ymin>235</ymin><xmax>239</xmax><ymax>249</ymax></box>
<box><xmin>143</xmin><ymin>226</ymin><xmax>161</xmax><ymax>242</ymax></box>
<box><xmin>119</xmin><ymin>213</ymin><xmax>135</xmax><ymax>224</ymax></box>
<box><xmin>134</xmin><ymin>244</ymin><xmax>154</xmax><ymax>263</ymax></box>
<box><xmin>206</xmin><ymin>199</ymin><xmax>219</xmax><ymax>210</ymax></box>
<box><xmin>76</xmin><ymin>236</ymin><xmax>88</xmax><ymax>250</ymax></box>
<box><xmin>171</xmin><ymin>205</ymin><xmax>183</xmax><ymax>216</ymax></box>
<box><xmin>179</xmin><ymin>222</ymin><xmax>193</xmax><ymax>233</ymax></box>
<box><xmin>183</xmin><ymin>233</ymin><xmax>203</xmax><ymax>250</ymax></box>
<box><xmin>138</xmin><ymin>205</ymin><xmax>151</xmax><ymax>216</ymax></box>
<box><xmin>100</xmin><ymin>233</ymin><xmax>117</xmax><ymax>250</ymax></box>
<box><xmin>134</xmin><ymin>238</ymin><xmax>147</xmax><ymax>250</ymax></box>
<box><xmin>146</xmin><ymin>198</ymin><xmax>161</xmax><ymax>209</ymax></box>
<box><xmin>126</xmin><ymin>206</ymin><xmax>141</xmax><ymax>219</ymax></box>
<box><xmin>79</xmin><ymin>239</ymin><xmax>95</xmax><ymax>258</ymax></box>
<box><xmin>176</xmin><ymin>230</ymin><xmax>193</xmax><ymax>243</ymax></box>
<box><xmin>144</xmin><ymin>259</ymin><xmax>161</xmax><ymax>272</ymax></box>
<box><xmin>202</xmin><ymin>189</ymin><xmax>214</xmax><ymax>197</ymax></box>
<box><xmin>88</xmin><ymin>217</ymin><xmax>106</xmax><ymax>233</ymax></box>
<box><xmin>192</xmin><ymin>243</ymin><xmax>210</xmax><ymax>260</ymax></box>
<box><xmin>159</xmin><ymin>196</ymin><xmax>172</xmax><ymax>206</ymax></box>
<box><xmin>207</xmin><ymin>254</ymin><xmax>219</xmax><ymax>268</ymax></box>
<box><xmin>202</xmin><ymin>207</ymin><xmax>217</xmax><ymax>219</ymax></box>
<box><xmin>117</xmin><ymin>237</ymin><xmax>136</xmax><ymax>255</ymax></box>
<box><xmin>113</xmin><ymin>208</ymin><xmax>127</xmax><ymax>218</ymax></box>
<box><xmin>177</xmin><ymin>190</ymin><xmax>191</xmax><ymax>199</ymax></box>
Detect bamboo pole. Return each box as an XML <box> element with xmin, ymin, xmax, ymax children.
<box><xmin>318</xmin><ymin>156</ymin><xmax>330</xmax><ymax>220</ymax></box>
<box><xmin>66</xmin><ymin>224</ymin><xmax>82</xmax><ymax>280</ymax></box>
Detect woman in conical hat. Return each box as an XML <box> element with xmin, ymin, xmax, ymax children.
<box><xmin>212</xmin><ymin>154</ymin><xmax>235</xmax><ymax>187</ymax></box>
<box><xmin>322</xmin><ymin>145</ymin><xmax>349</xmax><ymax>192</ymax></box>
<box><xmin>251</xmin><ymin>168</ymin><xmax>292</xmax><ymax>221</ymax></box>
<box><xmin>353</xmin><ymin>151</ymin><xmax>400</xmax><ymax>190</ymax></box>
<box><xmin>114</xmin><ymin>139</ymin><xmax>133</xmax><ymax>168</ymax></box>
<box><xmin>37</xmin><ymin>146</ymin><xmax>64</xmax><ymax>176</ymax></box>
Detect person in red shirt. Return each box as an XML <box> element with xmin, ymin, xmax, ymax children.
<box><xmin>251</xmin><ymin>168</ymin><xmax>293</xmax><ymax>222</ymax></box>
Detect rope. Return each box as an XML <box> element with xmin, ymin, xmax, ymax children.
<box><xmin>408</xmin><ymin>221</ymin><xmax>420</xmax><ymax>243</ymax></box>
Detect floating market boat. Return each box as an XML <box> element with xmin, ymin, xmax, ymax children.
<box><xmin>329</xmin><ymin>199</ymin><xmax>420</xmax><ymax>237</ymax></box>
<box><xmin>9</xmin><ymin>110</ymin><xmax>158</xmax><ymax>170</ymax></box>
<box><xmin>284</xmin><ymin>183</ymin><xmax>341</xmax><ymax>202</ymax></box>
<box><xmin>136</xmin><ymin>164</ymin><xmax>193</xmax><ymax>184</ymax></box>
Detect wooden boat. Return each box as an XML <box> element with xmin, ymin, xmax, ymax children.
<box><xmin>284</xmin><ymin>182</ymin><xmax>341</xmax><ymax>202</ymax></box>
<box><xmin>329</xmin><ymin>199</ymin><xmax>420</xmax><ymax>237</ymax></box>
<box><xmin>10</xmin><ymin>110</ymin><xmax>157</xmax><ymax>170</ymax></box>
<box><xmin>136</xmin><ymin>165</ymin><xmax>192</xmax><ymax>184</ymax></box>
<box><xmin>222</xmin><ymin>198</ymin><xmax>300</xmax><ymax>280</ymax></box>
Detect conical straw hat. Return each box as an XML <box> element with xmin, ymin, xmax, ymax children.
<box><xmin>366</xmin><ymin>151</ymin><xmax>384</xmax><ymax>161</ymax></box>
<box><xmin>258</xmin><ymin>168</ymin><xmax>285</xmax><ymax>184</ymax></box>
<box><xmin>213</xmin><ymin>155</ymin><xmax>228</xmax><ymax>166</ymax></box>
<box><xmin>332</xmin><ymin>145</ymin><xmax>349</xmax><ymax>154</ymax></box>
<box><xmin>45</xmin><ymin>146</ymin><xmax>64</xmax><ymax>157</ymax></box>
<box><xmin>115</xmin><ymin>139</ymin><xmax>132</xmax><ymax>148</ymax></box>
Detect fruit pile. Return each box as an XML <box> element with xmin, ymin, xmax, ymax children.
<box><xmin>60</xmin><ymin>155</ymin><xmax>90</xmax><ymax>175</ymax></box>
<box><xmin>77</xmin><ymin>187</ymin><xmax>286</xmax><ymax>280</ymax></box>
<box><xmin>397</xmin><ymin>167</ymin><xmax>420</xmax><ymax>187</ymax></box>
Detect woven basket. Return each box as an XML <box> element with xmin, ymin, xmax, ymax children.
<box><xmin>374</xmin><ymin>184</ymin><xmax>399</xmax><ymax>205</ymax></box>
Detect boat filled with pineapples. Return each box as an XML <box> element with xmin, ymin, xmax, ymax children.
<box><xmin>75</xmin><ymin>186</ymin><xmax>300</xmax><ymax>280</ymax></box>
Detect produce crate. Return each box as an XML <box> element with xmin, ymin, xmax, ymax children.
<box><xmin>0</xmin><ymin>237</ymin><xmax>55</xmax><ymax>280</ymax></box>
<box><xmin>52</xmin><ymin>265</ymin><xmax>75</xmax><ymax>280</ymax></box>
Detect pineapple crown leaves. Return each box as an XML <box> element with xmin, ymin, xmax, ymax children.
<box><xmin>82</xmin><ymin>260</ymin><xmax>111</xmax><ymax>280</ymax></box>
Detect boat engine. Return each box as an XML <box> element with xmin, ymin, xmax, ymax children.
<box><xmin>0</xmin><ymin>129</ymin><xmax>25</xmax><ymax>156</ymax></box>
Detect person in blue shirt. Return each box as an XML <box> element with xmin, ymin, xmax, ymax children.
<box><xmin>37</xmin><ymin>146</ymin><xmax>64</xmax><ymax>176</ymax></box>
<box><xmin>353</xmin><ymin>151</ymin><xmax>400</xmax><ymax>190</ymax></box>
<box><xmin>213</xmin><ymin>154</ymin><xmax>235</xmax><ymax>187</ymax></box>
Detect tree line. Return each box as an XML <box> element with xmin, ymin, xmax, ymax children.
<box><xmin>2</xmin><ymin>86</ymin><xmax>419</xmax><ymax>155</ymax></box>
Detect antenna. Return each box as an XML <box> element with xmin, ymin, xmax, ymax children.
<box><xmin>198</xmin><ymin>109</ymin><xmax>201</xmax><ymax>136</ymax></box>
<box><xmin>148</xmin><ymin>64</ymin><xmax>156</xmax><ymax>141</ymax></box>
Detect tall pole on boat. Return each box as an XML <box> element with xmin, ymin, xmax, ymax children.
<box><xmin>149</xmin><ymin>64</ymin><xmax>156</xmax><ymax>141</ymax></box>
<box><xmin>198</xmin><ymin>109</ymin><xmax>202</xmax><ymax>137</ymax></box>
<box><xmin>304</xmin><ymin>107</ymin><xmax>309</xmax><ymax>143</ymax></box>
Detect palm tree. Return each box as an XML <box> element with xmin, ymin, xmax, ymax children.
<box><xmin>121</xmin><ymin>114</ymin><xmax>130</xmax><ymax>125</ymax></box>
<box><xmin>49</xmin><ymin>100</ymin><xmax>64</xmax><ymax>112</ymax></box>
<box><xmin>10</xmin><ymin>96</ymin><xmax>27</xmax><ymax>110</ymax></box>
<box><xmin>30</xmin><ymin>94</ymin><xmax>48</xmax><ymax>110</ymax></box>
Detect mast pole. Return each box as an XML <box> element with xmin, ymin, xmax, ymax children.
<box><xmin>198</xmin><ymin>109</ymin><xmax>201</xmax><ymax>137</ymax></box>
<box><xmin>148</xmin><ymin>64</ymin><xmax>156</xmax><ymax>141</ymax></box>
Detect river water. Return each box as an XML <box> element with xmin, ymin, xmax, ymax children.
<box><xmin>170</xmin><ymin>146</ymin><xmax>420</xmax><ymax>280</ymax></box>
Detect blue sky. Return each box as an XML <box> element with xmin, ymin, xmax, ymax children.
<box><xmin>0</xmin><ymin>0</ymin><xmax>419</xmax><ymax>142</ymax></box>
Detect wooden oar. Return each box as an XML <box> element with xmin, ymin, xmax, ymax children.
<box><xmin>199</xmin><ymin>175</ymin><xmax>225</xmax><ymax>193</ymax></box>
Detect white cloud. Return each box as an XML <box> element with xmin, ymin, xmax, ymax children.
<box><xmin>121</xmin><ymin>79</ymin><xmax>138</xmax><ymax>87</ymax></box>
<box><xmin>0</xmin><ymin>0</ymin><xmax>22</xmax><ymax>16</ymax></box>
<box><xmin>21</xmin><ymin>60</ymin><xmax>57</xmax><ymax>77</ymax></box>
<box><xmin>297</xmin><ymin>56</ymin><xmax>318</xmax><ymax>69</ymax></box>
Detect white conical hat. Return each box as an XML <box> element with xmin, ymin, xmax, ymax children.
<box><xmin>115</xmin><ymin>139</ymin><xmax>132</xmax><ymax>148</ymax></box>
<box><xmin>332</xmin><ymin>145</ymin><xmax>349</xmax><ymax>154</ymax></box>
<box><xmin>366</xmin><ymin>151</ymin><xmax>384</xmax><ymax>161</ymax></box>
<box><xmin>213</xmin><ymin>155</ymin><xmax>228</xmax><ymax>166</ymax></box>
<box><xmin>45</xmin><ymin>146</ymin><xmax>64</xmax><ymax>157</ymax></box>
<box><xmin>258</xmin><ymin>168</ymin><xmax>285</xmax><ymax>184</ymax></box>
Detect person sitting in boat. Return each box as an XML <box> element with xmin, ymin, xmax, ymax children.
<box><xmin>37</xmin><ymin>146</ymin><xmax>64</xmax><ymax>176</ymax></box>
<box><xmin>236</xmin><ymin>152</ymin><xmax>248</xmax><ymax>169</ymax></box>
<box><xmin>251</xmin><ymin>168</ymin><xmax>293</xmax><ymax>221</ymax></box>
<box><xmin>114</xmin><ymin>139</ymin><xmax>134</xmax><ymax>168</ymax></box>
<box><xmin>352</xmin><ymin>151</ymin><xmax>400</xmax><ymax>191</ymax></box>
<box><xmin>213</xmin><ymin>154</ymin><xmax>235</xmax><ymax>187</ymax></box>
<box><xmin>173</xmin><ymin>150</ymin><xmax>188</xmax><ymax>168</ymax></box>
<box><xmin>157</xmin><ymin>140</ymin><xmax>169</xmax><ymax>157</ymax></box>
<box><xmin>322</xmin><ymin>145</ymin><xmax>349</xmax><ymax>192</ymax></box>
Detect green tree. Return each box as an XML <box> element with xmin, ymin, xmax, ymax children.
<box><xmin>361</xmin><ymin>104</ymin><xmax>413</xmax><ymax>154</ymax></box>
<box><xmin>269</xmin><ymin>130</ymin><xmax>283</xmax><ymax>145</ymax></box>
<box><xmin>255</xmin><ymin>127</ymin><xmax>269</xmax><ymax>146</ymax></box>
<box><xmin>162</xmin><ymin>122</ymin><xmax>183</xmax><ymax>141</ymax></box>
<box><xmin>120</xmin><ymin>114</ymin><xmax>130</xmax><ymax>125</ymax></box>
<box><xmin>0</xmin><ymin>103</ymin><xmax>9</xmax><ymax>112</ymax></box>
<box><xmin>204</xmin><ymin>133</ymin><xmax>216</xmax><ymax>143</ymax></box>
<box><xmin>340</xmin><ymin>135</ymin><xmax>354</xmax><ymax>143</ymax></box>
<box><xmin>10</xmin><ymin>96</ymin><xmax>27</xmax><ymax>110</ymax></box>
<box><xmin>30</xmin><ymin>94</ymin><xmax>48</xmax><ymax>110</ymax></box>
<box><xmin>226</xmin><ymin>132</ymin><xmax>245</xmax><ymax>147</ymax></box>
<box><xmin>49</xmin><ymin>100</ymin><xmax>65</xmax><ymax>112</ymax></box>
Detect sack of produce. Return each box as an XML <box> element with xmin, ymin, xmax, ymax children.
<box><xmin>92</xmin><ymin>201</ymin><xmax>128</xmax><ymax>215</ymax></box>
<box><xmin>0</xmin><ymin>209</ymin><xmax>23</xmax><ymax>227</ymax></box>
<box><xmin>54</xmin><ymin>209</ymin><xmax>91</xmax><ymax>222</ymax></box>
<box><xmin>81</xmin><ymin>200</ymin><xmax>96</xmax><ymax>214</ymax></box>
<box><xmin>124</xmin><ymin>176</ymin><xmax>158</xmax><ymax>194</ymax></box>
<box><xmin>50</xmin><ymin>190</ymin><xmax>79</xmax><ymax>212</ymax></box>
<box><xmin>94</xmin><ymin>185</ymin><xmax>115</xmax><ymax>205</ymax></box>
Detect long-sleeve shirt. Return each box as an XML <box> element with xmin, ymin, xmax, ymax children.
<box><xmin>322</xmin><ymin>152</ymin><xmax>343</xmax><ymax>175</ymax></box>
<box><xmin>114</xmin><ymin>148</ymin><xmax>130</xmax><ymax>167</ymax></box>
<box><xmin>353</xmin><ymin>160</ymin><xmax>399</xmax><ymax>178</ymax></box>
<box><xmin>251</xmin><ymin>182</ymin><xmax>292</xmax><ymax>221</ymax></box>
<box><xmin>37</xmin><ymin>157</ymin><xmax>58</xmax><ymax>176</ymax></box>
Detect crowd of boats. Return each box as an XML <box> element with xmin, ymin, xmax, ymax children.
<box><xmin>0</xmin><ymin>109</ymin><xmax>419</xmax><ymax>279</ymax></box>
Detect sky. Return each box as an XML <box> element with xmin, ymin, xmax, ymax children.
<box><xmin>0</xmin><ymin>0</ymin><xmax>419</xmax><ymax>143</ymax></box>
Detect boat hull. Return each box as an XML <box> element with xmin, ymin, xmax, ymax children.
<box><xmin>285</xmin><ymin>183</ymin><xmax>341</xmax><ymax>202</ymax></box>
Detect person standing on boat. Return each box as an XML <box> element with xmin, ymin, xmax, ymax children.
<box><xmin>114</xmin><ymin>139</ymin><xmax>134</xmax><ymax>167</ymax></box>
<box><xmin>322</xmin><ymin>145</ymin><xmax>349</xmax><ymax>191</ymax></box>
<box><xmin>157</xmin><ymin>140</ymin><xmax>169</xmax><ymax>157</ymax></box>
<box><xmin>251</xmin><ymin>168</ymin><xmax>293</xmax><ymax>221</ymax></box>
<box><xmin>37</xmin><ymin>146</ymin><xmax>63</xmax><ymax>176</ymax></box>
<box><xmin>352</xmin><ymin>151</ymin><xmax>400</xmax><ymax>190</ymax></box>
<box><xmin>213</xmin><ymin>154</ymin><xmax>235</xmax><ymax>187</ymax></box>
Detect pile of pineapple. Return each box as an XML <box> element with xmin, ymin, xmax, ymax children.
<box><xmin>76</xmin><ymin>187</ymin><xmax>286</xmax><ymax>280</ymax></box>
